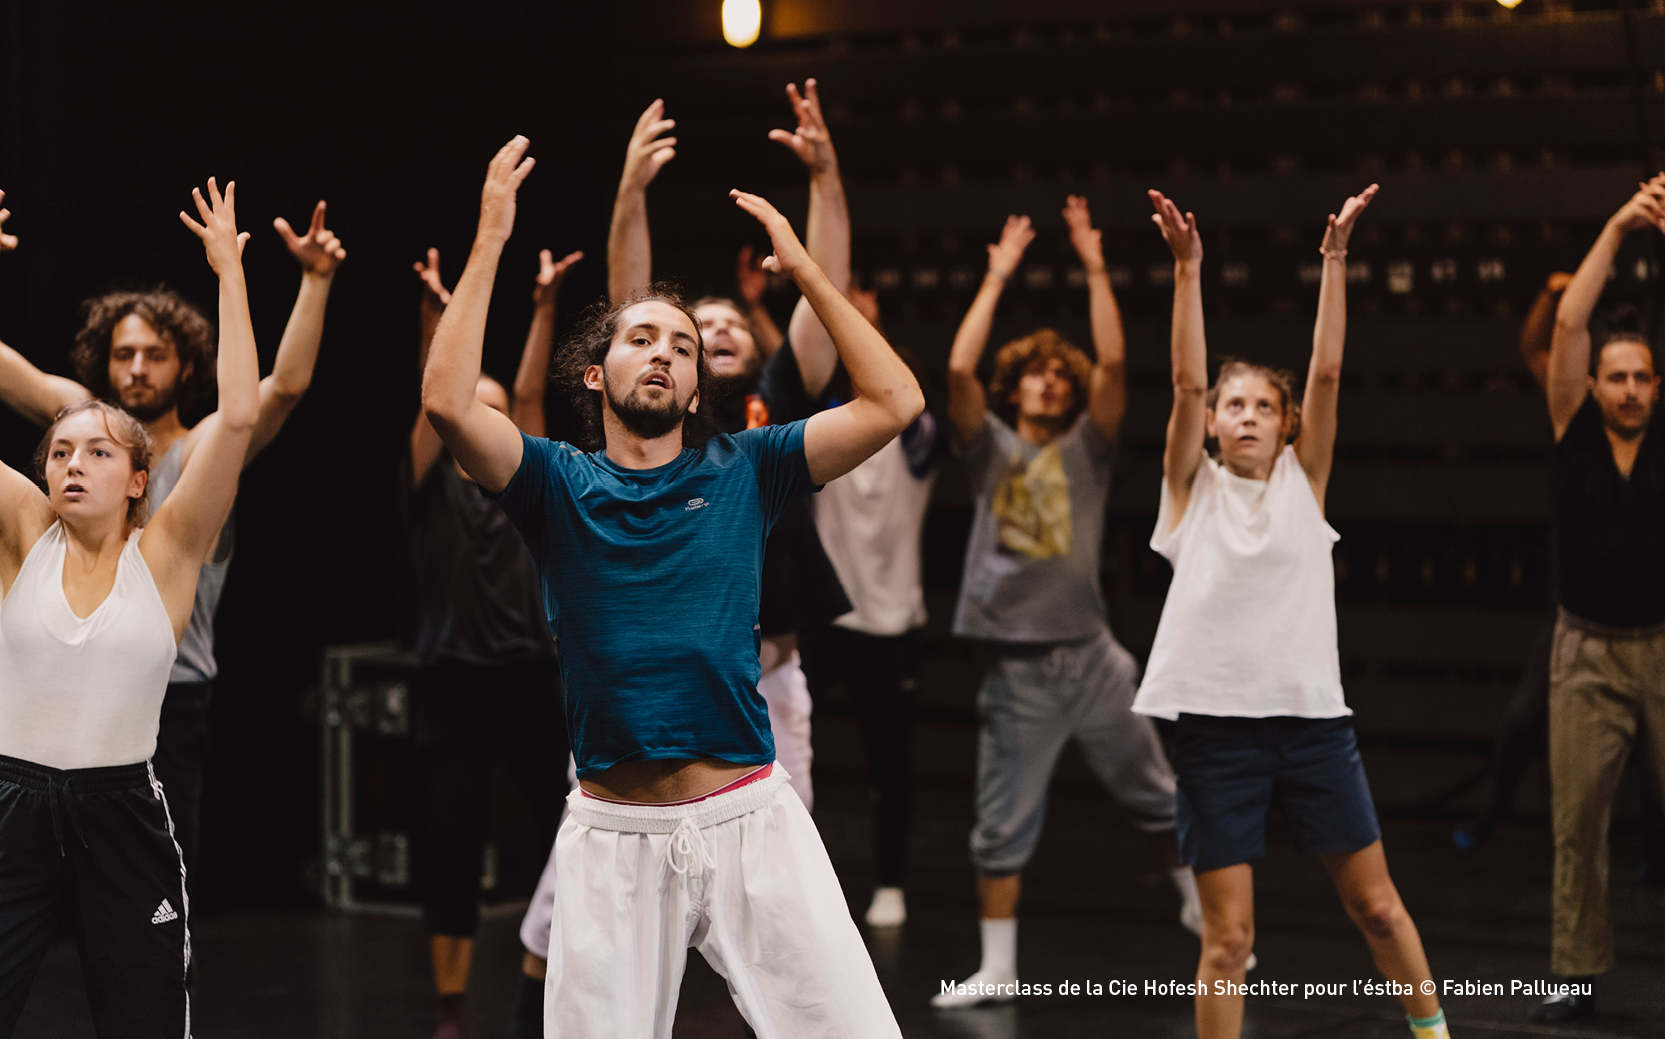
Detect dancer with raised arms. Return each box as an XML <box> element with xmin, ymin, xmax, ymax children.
<box><xmin>0</xmin><ymin>178</ymin><xmax>259</xmax><ymax>1036</ymax></box>
<box><xmin>404</xmin><ymin>245</ymin><xmax>580</xmax><ymax>1039</ymax></box>
<box><xmin>0</xmin><ymin>188</ymin><xmax>347</xmax><ymax>883</ymax></box>
<box><xmin>1531</xmin><ymin>174</ymin><xmax>1665</xmax><ymax>1023</ymax></box>
<box><xmin>1134</xmin><ymin>185</ymin><xmax>1452</xmax><ymax>1039</ymax></box>
<box><xmin>933</xmin><ymin>198</ymin><xmax>1196</xmax><ymax>1008</ymax></box>
<box><xmin>422</xmin><ymin>136</ymin><xmax>921</xmax><ymax>1038</ymax></box>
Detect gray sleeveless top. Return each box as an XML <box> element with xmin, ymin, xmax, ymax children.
<box><xmin>148</xmin><ymin>438</ymin><xmax>232</xmax><ymax>683</ymax></box>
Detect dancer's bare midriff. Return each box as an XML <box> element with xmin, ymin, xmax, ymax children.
<box><xmin>581</xmin><ymin>758</ymin><xmax>757</xmax><ymax>804</ymax></box>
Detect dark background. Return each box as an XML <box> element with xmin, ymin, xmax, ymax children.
<box><xmin>4</xmin><ymin>0</ymin><xmax>1664</xmax><ymax>914</ymax></box>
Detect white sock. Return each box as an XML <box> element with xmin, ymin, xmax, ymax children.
<box><xmin>1171</xmin><ymin>866</ymin><xmax>1201</xmax><ymax>922</ymax></box>
<box><xmin>978</xmin><ymin>917</ymin><xmax>1017</xmax><ymax>978</ymax></box>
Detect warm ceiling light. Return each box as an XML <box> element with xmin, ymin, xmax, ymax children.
<box><xmin>1495</xmin><ymin>0</ymin><xmax>1523</xmax><ymax>7</ymax></box>
<box><xmin>723</xmin><ymin>0</ymin><xmax>762</xmax><ymax>48</ymax></box>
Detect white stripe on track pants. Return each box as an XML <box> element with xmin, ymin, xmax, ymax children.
<box><xmin>544</xmin><ymin>766</ymin><xmax>900</xmax><ymax>1039</ymax></box>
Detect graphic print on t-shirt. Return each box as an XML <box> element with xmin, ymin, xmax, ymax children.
<box><xmin>991</xmin><ymin>443</ymin><xmax>1072</xmax><ymax>559</ymax></box>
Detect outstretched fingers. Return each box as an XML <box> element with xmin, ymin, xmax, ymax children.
<box><xmin>634</xmin><ymin>99</ymin><xmax>665</xmax><ymax>136</ymax></box>
<box><xmin>191</xmin><ymin>186</ymin><xmax>215</xmax><ymax>226</ymax></box>
<box><xmin>729</xmin><ymin>188</ymin><xmax>780</xmax><ymax>224</ymax></box>
<box><xmin>309</xmin><ymin>200</ymin><xmax>328</xmax><ymax>236</ymax></box>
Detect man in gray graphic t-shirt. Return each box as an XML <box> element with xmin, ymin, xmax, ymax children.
<box><xmin>932</xmin><ymin>201</ymin><xmax>1194</xmax><ymax>1008</ymax></box>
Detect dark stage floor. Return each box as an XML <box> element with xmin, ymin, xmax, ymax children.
<box><xmin>16</xmin><ymin>715</ymin><xmax>1665</xmax><ymax>1038</ymax></box>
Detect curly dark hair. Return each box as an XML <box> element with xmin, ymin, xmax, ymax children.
<box><xmin>34</xmin><ymin>400</ymin><xmax>155</xmax><ymax>531</ymax></box>
<box><xmin>986</xmin><ymin>328</ymin><xmax>1095</xmax><ymax>428</ymax></box>
<box><xmin>72</xmin><ymin>289</ymin><xmax>216</xmax><ymax>415</ymax></box>
<box><xmin>553</xmin><ymin>286</ymin><xmax>722</xmax><ymax>452</ymax></box>
<box><xmin>1206</xmin><ymin>358</ymin><xmax>1303</xmax><ymax>443</ymax></box>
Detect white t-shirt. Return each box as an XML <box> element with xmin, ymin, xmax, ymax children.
<box><xmin>813</xmin><ymin>416</ymin><xmax>938</xmax><ymax>636</ymax></box>
<box><xmin>1132</xmin><ymin>446</ymin><xmax>1348</xmax><ymax>721</ymax></box>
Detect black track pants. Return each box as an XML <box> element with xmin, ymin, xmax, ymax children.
<box><xmin>0</xmin><ymin>755</ymin><xmax>189</xmax><ymax>1039</ymax></box>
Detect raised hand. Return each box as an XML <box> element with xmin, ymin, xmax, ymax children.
<box><xmin>730</xmin><ymin>190</ymin><xmax>811</xmax><ymax>279</ymax></box>
<box><xmin>274</xmin><ymin>201</ymin><xmax>347</xmax><ymax>276</ymax></box>
<box><xmin>414</xmin><ymin>247</ymin><xmax>451</xmax><ymax>307</ymax></box>
<box><xmin>737</xmin><ymin>245</ymin><xmax>768</xmax><ymax>305</ymax></box>
<box><xmin>986</xmin><ymin>215</ymin><xmax>1035</xmax><ymax>278</ymax></box>
<box><xmin>478</xmin><ymin>136</ymin><xmax>535</xmax><ymax>244</ymax></box>
<box><xmin>532</xmin><ymin>248</ymin><xmax>584</xmax><ymax>306</ymax></box>
<box><xmin>0</xmin><ymin>191</ymin><xmax>16</xmax><ymax>253</ymax></box>
<box><xmin>621</xmin><ymin>99</ymin><xmax>677</xmax><ymax>195</ymax></box>
<box><xmin>1062</xmin><ymin>195</ymin><xmax>1104</xmax><ymax>270</ymax></box>
<box><xmin>1149</xmin><ymin>191</ymin><xmax>1202</xmax><ymax>266</ymax></box>
<box><xmin>1611</xmin><ymin>173</ymin><xmax>1665</xmax><ymax>234</ymax></box>
<box><xmin>1320</xmin><ymin>183</ymin><xmax>1379</xmax><ymax>255</ymax></box>
<box><xmin>767</xmin><ymin>79</ymin><xmax>837</xmax><ymax>175</ymax></box>
<box><xmin>179</xmin><ymin>178</ymin><xmax>249</xmax><ymax>277</ymax></box>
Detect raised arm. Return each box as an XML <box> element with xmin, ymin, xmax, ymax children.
<box><xmin>237</xmin><ymin>200</ymin><xmax>347</xmax><ymax>463</ymax></box>
<box><xmin>769</xmin><ymin>79</ymin><xmax>850</xmax><ymax>398</ymax></box>
<box><xmin>145</xmin><ymin>179</ymin><xmax>260</xmax><ymax>634</ymax></box>
<box><xmin>730</xmin><ymin>190</ymin><xmax>922</xmax><ymax>484</ymax></box>
<box><xmin>422</xmin><ymin>137</ymin><xmax>535</xmax><ymax>493</ymax></box>
<box><xmin>409</xmin><ymin>248</ymin><xmax>453</xmax><ymax>485</ymax></box>
<box><xmin>1062</xmin><ymin>195</ymin><xmax>1127</xmax><ymax>442</ymax></box>
<box><xmin>0</xmin><ymin>457</ymin><xmax>54</xmax><ymax>594</ymax></box>
<box><xmin>1520</xmin><ymin>273</ymin><xmax>1574</xmax><ymax>395</ymax></box>
<box><xmin>0</xmin><ymin>193</ymin><xmax>93</xmax><ymax>426</ymax></box>
<box><xmin>512</xmin><ymin>248</ymin><xmax>583</xmax><ymax>437</ymax></box>
<box><xmin>1549</xmin><ymin>175</ymin><xmax>1665</xmax><ymax>440</ymax></box>
<box><xmin>608</xmin><ymin>100</ymin><xmax>676</xmax><ymax>302</ymax></box>
<box><xmin>1150</xmin><ymin>191</ymin><xmax>1208</xmax><ymax>529</ymax></box>
<box><xmin>737</xmin><ymin>245</ymin><xmax>783</xmax><ymax>358</ymax></box>
<box><xmin>947</xmin><ymin>215</ymin><xmax>1033</xmax><ymax>446</ymax></box>
<box><xmin>1297</xmin><ymin>183</ymin><xmax>1376</xmax><ymax>496</ymax></box>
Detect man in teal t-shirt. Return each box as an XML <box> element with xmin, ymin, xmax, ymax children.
<box><xmin>423</xmin><ymin>136</ymin><xmax>923</xmax><ymax>1039</ymax></box>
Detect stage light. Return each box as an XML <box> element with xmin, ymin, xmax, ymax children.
<box><xmin>722</xmin><ymin>0</ymin><xmax>762</xmax><ymax>47</ymax></box>
<box><xmin>1494</xmin><ymin>0</ymin><xmax>1523</xmax><ymax>8</ymax></box>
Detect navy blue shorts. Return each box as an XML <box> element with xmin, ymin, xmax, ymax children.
<box><xmin>1174</xmin><ymin>714</ymin><xmax>1381</xmax><ymax>874</ymax></box>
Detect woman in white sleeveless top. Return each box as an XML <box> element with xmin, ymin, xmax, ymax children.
<box><xmin>1133</xmin><ymin>186</ymin><xmax>1453</xmax><ymax>1039</ymax></box>
<box><xmin>0</xmin><ymin>179</ymin><xmax>258</xmax><ymax>1037</ymax></box>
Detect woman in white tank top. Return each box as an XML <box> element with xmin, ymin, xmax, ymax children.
<box><xmin>0</xmin><ymin>179</ymin><xmax>259</xmax><ymax>1036</ymax></box>
<box><xmin>1134</xmin><ymin>187</ymin><xmax>1453</xmax><ymax>1039</ymax></box>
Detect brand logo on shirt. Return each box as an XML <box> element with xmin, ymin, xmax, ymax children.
<box><xmin>151</xmin><ymin>899</ymin><xmax>178</xmax><ymax>924</ymax></box>
<box><xmin>685</xmin><ymin>497</ymin><xmax>708</xmax><ymax>512</ymax></box>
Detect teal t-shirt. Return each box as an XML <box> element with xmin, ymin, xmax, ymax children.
<box><xmin>493</xmin><ymin>423</ymin><xmax>815</xmax><ymax>778</ymax></box>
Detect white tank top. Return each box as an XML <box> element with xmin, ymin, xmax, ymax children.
<box><xmin>1132</xmin><ymin>446</ymin><xmax>1349</xmax><ymax>721</ymax></box>
<box><xmin>0</xmin><ymin>521</ymin><xmax>178</xmax><ymax>769</ymax></box>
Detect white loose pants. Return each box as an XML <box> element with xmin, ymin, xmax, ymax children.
<box><xmin>756</xmin><ymin>652</ymin><xmax>814</xmax><ymax>810</ymax></box>
<box><xmin>544</xmin><ymin>767</ymin><xmax>900</xmax><ymax>1039</ymax></box>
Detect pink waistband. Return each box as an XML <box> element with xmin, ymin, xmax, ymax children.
<box><xmin>580</xmin><ymin>763</ymin><xmax>773</xmax><ymax>807</ymax></box>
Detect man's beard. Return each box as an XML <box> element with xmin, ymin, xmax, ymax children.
<box><xmin>605</xmin><ymin>373</ymin><xmax>689</xmax><ymax>440</ymax></box>
<box><xmin>119</xmin><ymin>382</ymin><xmax>178</xmax><ymax>423</ymax></box>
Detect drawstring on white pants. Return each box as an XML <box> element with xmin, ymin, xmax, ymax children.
<box><xmin>666</xmin><ymin>816</ymin><xmax>715</xmax><ymax>878</ymax></box>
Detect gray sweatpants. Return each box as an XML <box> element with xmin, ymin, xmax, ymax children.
<box><xmin>972</xmin><ymin>628</ymin><xmax>1177</xmax><ymax>876</ymax></box>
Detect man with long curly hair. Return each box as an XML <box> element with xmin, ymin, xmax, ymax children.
<box><xmin>933</xmin><ymin>199</ymin><xmax>1197</xmax><ymax>1008</ymax></box>
<box><xmin>0</xmin><ymin>192</ymin><xmax>346</xmax><ymax>884</ymax></box>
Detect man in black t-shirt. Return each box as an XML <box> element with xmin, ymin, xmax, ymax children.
<box><xmin>1534</xmin><ymin>176</ymin><xmax>1665</xmax><ymax>1024</ymax></box>
<box><xmin>404</xmin><ymin>246</ymin><xmax>579</xmax><ymax>1039</ymax></box>
<box><xmin>607</xmin><ymin>80</ymin><xmax>853</xmax><ymax>811</ymax></box>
